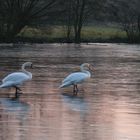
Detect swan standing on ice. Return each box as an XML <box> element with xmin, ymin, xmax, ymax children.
<box><xmin>0</xmin><ymin>62</ymin><xmax>33</xmax><ymax>97</ymax></box>
<box><xmin>60</xmin><ymin>63</ymin><xmax>93</xmax><ymax>95</ymax></box>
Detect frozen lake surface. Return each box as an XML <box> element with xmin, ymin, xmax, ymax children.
<box><xmin>0</xmin><ymin>43</ymin><xmax>140</xmax><ymax>140</ymax></box>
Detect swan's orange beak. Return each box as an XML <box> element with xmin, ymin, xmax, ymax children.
<box><xmin>89</xmin><ymin>64</ymin><xmax>94</xmax><ymax>72</ymax></box>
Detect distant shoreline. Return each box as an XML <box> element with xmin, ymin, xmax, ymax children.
<box><xmin>0</xmin><ymin>37</ymin><xmax>129</xmax><ymax>44</ymax></box>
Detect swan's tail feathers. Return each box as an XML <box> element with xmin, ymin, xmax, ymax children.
<box><xmin>0</xmin><ymin>82</ymin><xmax>12</xmax><ymax>88</ymax></box>
<box><xmin>59</xmin><ymin>81</ymin><xmax>71</xmax><ymax>88</ymax></box>
<box><xmin>59</xmin><ymin>84</ymin><xmax>64</xmax><ymax>88</ymax></box>
<box><xmin>0</xmin><ymin>84</ymin><xmax>5</xmax><ymax>88</ymax></box>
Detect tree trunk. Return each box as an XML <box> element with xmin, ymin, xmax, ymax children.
<box><xmin>5</xmin><ymin>22</ymin><xmax>26</xmax><ymax>41</ymax></box>
<box><xmin>74</xmin><ymin>24</ymin><xmax>82</xmax><ymax>43</ymax></box>
<box><xmin>138</xmin><ymin>15</ymin><xmax>140</xmax><ymax>38</ymax></box>
<box><xmin>73</xmin><ymin>0</ymin><xmax>85</xmax><ymax>44</ymax></box>
<box><xmin>66</xmin><ymin>25</ymin><xmax>71</xmax><ymax>42</ymax></box>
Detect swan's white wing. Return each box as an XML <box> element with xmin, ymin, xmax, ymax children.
<box><xmin>60</xmin><ymin>72</ymin><xmax>89</xmax><ymax>87</ymax></box>
<box><xmin>63</xmin><ymin>72</ymin><xmax>88</xmax><ymax>83</ymax></box>
<box><xmin>2</xmin><ymin>72</ymin><xmax>30</xmax><ymax>84</ymax></box>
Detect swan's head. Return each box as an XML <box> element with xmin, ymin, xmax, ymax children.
<box><xmin>23</xmin><ymin>62</ymin><xmax>33</xmax><ymax>68</ymax></box>
<box><xmin>81</xmin><ymin>63</ymin><xmax>94</xmax><ymax>71</ymax></box>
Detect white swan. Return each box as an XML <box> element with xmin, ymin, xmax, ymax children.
<box><xmin>0</xmin><ymin>62</ymin><xmax>33</xmax><ymax>97</ymax></box>
<box><xmin>60</xmin><ymin>63</ymin><xmax>93</xmax><ymax>95</ymax></box>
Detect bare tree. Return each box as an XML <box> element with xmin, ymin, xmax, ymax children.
<box><xmin>0</xmin><ymin>0</ymin><xmax>57</xmax><ymax>40</ymax></box>
<box><xmin>61</xmin><ymin>0</ymin><xmax>105</xmax><ymax>43</ymax></box>
<box><xmin>107</xmin><ymin>0</ymin><xmax>140</xmax><ymax>42</ymax></box>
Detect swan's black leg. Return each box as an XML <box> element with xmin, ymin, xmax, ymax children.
<box><xmin>73</xmin><ymin>85</ymin><xmax>75</xmax><ymax>93</ymax></box>
<box><xmin>75</xmin><ymin>85</ymin><xmax>78</xmax><ymax>93</ymax></box>
<box><xmin>16</xmin><ymin>87</ymin><xmax>22</xmax><ymax>91</ymax></box>
<box><xmin>14</xmin><ymin>86</ymin><xmax>22</xmax><ymax>98</ymax></box>
<box><xmin>15</xmin><ymin>87</ymin><xmax>18</xmax><ymax>98</ymax></box>
<box><xmin>73</xmin><ymin>85</ymin><xmax>78</xmax><ymax>96</ymax></box>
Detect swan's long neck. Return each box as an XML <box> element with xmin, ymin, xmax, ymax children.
<box><xmin>80</xmin><ymin>64</ymin><xmax>91</xmax><ymax>77</ymax></box>
<box><xmin>22</xmin><ymin>64</ymin><xmax>32</xmax><ymax>79</ymax></box>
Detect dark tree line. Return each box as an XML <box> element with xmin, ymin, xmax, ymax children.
<box><xmin>0</xmin><ymin>0</ymin><xmax>105</xmax><ymax>43</ymax></box>
<box><xmin>1</xmin><ymin>0</ymin><xmax>140</xmax><ymax>43</ymax></box>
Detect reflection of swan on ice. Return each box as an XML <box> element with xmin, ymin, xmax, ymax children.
<box><xmin>61</xmin><ymin>94</ymin><xmax>88</xmax><ymax>112</ymax></box>
<box><xmin>0</xmin><ymin>98</ymin><xmax>30</xmax><ymax>120</ymax></box>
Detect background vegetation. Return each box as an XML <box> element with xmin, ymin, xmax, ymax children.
<box><xmin>18</xmin><ymin>25</ymin><xmax>127</xmax><ymax>43</ymax></box>
<box><xmin>0</xmin><ymin>0</ymin><xmax>139</xmax><ymax>43</ymax></box>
